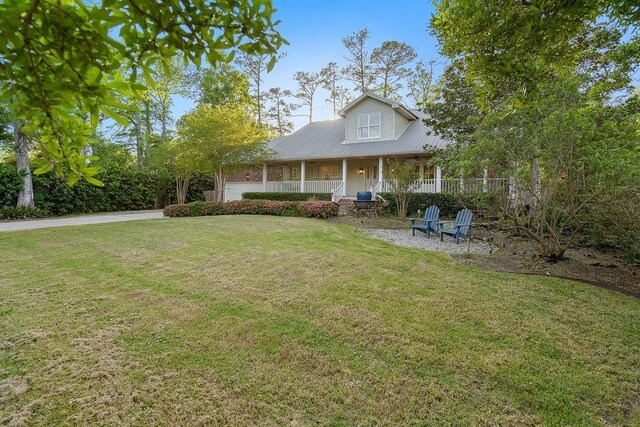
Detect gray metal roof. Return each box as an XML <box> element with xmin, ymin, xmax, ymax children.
<box><xmin>270</xmin><ymin>113</ymin><xmax>449</xmax><ymax>161</ymax></box>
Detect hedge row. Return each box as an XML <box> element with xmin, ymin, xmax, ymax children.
<box><xmin>163</xmin><ymin>200</ymin><xmax>339</xmax><ymax>219</ymax></box>
<box><xmin>378</xmin><ymin>192</ymin><xmax>494</xmax><ymax>218</ymax></box>
<box><xmin>0</xmin><ymin>164</ymin><xmax>215</xmax><ymax>215</ymax></box>
<box><xmin>0</xmin><ymin>207</ymin><xmax>48</xmax><ymax>220</ymax></box>
<box><xmin>242</xmin><ymin>192</ymin><xmax>332</xmax><ymax>201</ymax></box>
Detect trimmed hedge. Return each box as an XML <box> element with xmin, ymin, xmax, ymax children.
<box><xmin>163</xmin><ymin>200</ymin><xmax>339</xmax><ymax>219</ymax></box>
<box><xmin>0</xmin><ymin>206</ymin><xmax>48</xmax><ymax>220</ymax></box>
<box><xmin>378</xmin><ymin>192</ymin><xmax>494</xmax><ymax>218</ymax></box>
<box><xmin>242</xmin><ymin>192</ymin><xmax>332</xmax><ymax>201</ymax></box>
<box><xmin>0</xmin><ymin>163</ymin><xmax>215</xmax><ymax>215</ymax></box>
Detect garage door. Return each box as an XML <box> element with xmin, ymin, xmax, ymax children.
<box><xmin>224</xmin><ymin>182</ymin><xmax>263</xmax><ymax>202</ymax></box>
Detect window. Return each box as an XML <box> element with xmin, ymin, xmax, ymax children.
<box><xmin>357</xmin><ymin>112</ymin><xmax>381</xmax><ymax>140</ymax></box>
<box><xmin>289</xmin><ymin>166</ymin><xmax>299</xmax><ymax>179</ymax></box>
<box><xmin>320</xmin><ymin>165</ymin><xmax>339</xmax><ymax>179</ymax></box>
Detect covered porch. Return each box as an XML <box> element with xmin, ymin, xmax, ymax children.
<box><xmin>260</xmin><ymin>157</ymin><xmax>509</xmax><ymax>201</ymax></box>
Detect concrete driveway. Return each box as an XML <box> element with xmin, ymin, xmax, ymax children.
<box><xmin>0</xmin><ymin>210</ymin><xmax>164</xmax><ymax>232</ymax></box>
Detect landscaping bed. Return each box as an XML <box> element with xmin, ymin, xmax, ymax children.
<box><xmin>333</xmin><ymin>215</ymin><xmax>640</xmax><ymax>297</ymax></box>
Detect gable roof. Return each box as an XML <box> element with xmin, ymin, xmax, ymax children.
<box><xmin>337</xmin><ymin>93</ymin><xmax>418</xmax><ymax>120</ymax></box>
<box><xmin>270</xmin><ymin>111</ymin><xmax>449</xmax><ymax>161</ymax></box>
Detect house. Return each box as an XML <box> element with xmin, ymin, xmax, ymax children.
<box><xmin>224</xmin><ymin>93</ymin><xmax>505</xmax><ymax>201</ymax></box>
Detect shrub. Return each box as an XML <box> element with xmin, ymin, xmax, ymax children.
<box><xmin>242</xmin><ymin>192</ymin><xmax>332</xmax><ymax>201</ymax></box>
<box><xmin>0</xmin><ymin>206</ymin><xmax>48</xmax><ymax>220</ymax></box>
<box><xmin>298</xmin><ymin>201</ymin><xmax>339</xmax><ymax>218</ymax></box>
<box><xmin>0</xmin><ymin>163</ymin><xmax>217</xmax><ymax>215</ymax></box>
<box><xmin>379</xmin><ymin>192</ymin><xmax>463</xmax><ymax>218</ymax></box>
<box><xmin>163</xmin><ymin>200</ymin><xmax>339</xmax><ymax>219</ymax></box>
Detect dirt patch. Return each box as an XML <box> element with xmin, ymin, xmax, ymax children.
<box><xmin>0</xmin><ymin>378</ymin><xmax>29</xmax><ymax>403</ymax></box>
<box><xmin>457</xmin><ymin>229</ymin><xmax>640</xmax><ymax>297</ymax></box>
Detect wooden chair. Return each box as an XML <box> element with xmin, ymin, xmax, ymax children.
<box><xmin>410</xmin><ymin>205</ymin><xmax>440</xmax><ymax>237</ymax></box>
<box><xmin>439</xmin><ymin>208</ymin><xmax>473</xmax><ymax>244</ymax></box>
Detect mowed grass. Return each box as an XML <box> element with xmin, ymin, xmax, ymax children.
<box><xmin>1</xmin><ymin>216</ymin><xmax>639</xmax><ymax>425</ymax></box>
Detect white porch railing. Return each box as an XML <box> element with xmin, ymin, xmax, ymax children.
<box><xmin>332</xmin><ymin>182</ymin><xmax>345</xmax><ymax>202</ymax></box>
<box><xmin>305</xmin><ymin>180</ymin><xmax>343</xmax><ymax>193</ymax></box>
<box><xmin>379</xmin><ymin>178</ymin><xmax>510</xmax><ymax>194</ymax></box>
<box><xmin>266</xmin><ymin>180</ymin><xmax>301</xmax><ymax>192</ymax></box>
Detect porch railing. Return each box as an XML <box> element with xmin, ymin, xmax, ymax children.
<box><xmin>332</xmin><ymin>182</ymin><xmax>345</xmax><ymax>202</ymax></box>
<box><xmin>266</xmin><ymin>180</ymin><xmax>300</xmax><ymax>193</ymax></box>
<box><xmin>379</xmin><ymin>178</ymin><xmax>510</xmax><ymax>194</ymax></box>
<box><xmin>305</xmin><ymin>180</ymin><xmax>343</xmax><ymax>193</ymax></box>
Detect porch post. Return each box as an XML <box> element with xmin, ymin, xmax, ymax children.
<box><xmin>483</xmin><ymin>166</ymin><xmax>488</xmax><ymax>193</ymax></box>
<box><xmin>300</xmin><ymin>161</ymin><xmax>306</xmax><ymax>192</ymax></box>
<box><xmin>342</xmin><ymin>158</ymin><xmax>348</xmax><ymax>194</ymax></box>
<box><xmin>378</xmin><ymin>156</ymin><xmax>383</xmax><ymax>183</ymax></box>
<box><xmin>262</xmin><ymin>163</ymin><xmax>268</xmax><ymax>192</ymax></box>
<box><xmin>436</xmin><ymin>166</ymin><xmax>442</xmax><ymax>193</ymax></box>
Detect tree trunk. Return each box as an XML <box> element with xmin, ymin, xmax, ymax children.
<box><xmin>14</xmin><ymin>121</ymin><xmax>34</xmax><ymax>208</ymax></box>
<box><xmin>215</xmin><ymin>166</ymin><xmax>226</xmax><ymax>202</ymax></box>
<box><xmin>175</xmin><ymin>176</ymin><xmax>189</xmax><ymax>204</ymax></box>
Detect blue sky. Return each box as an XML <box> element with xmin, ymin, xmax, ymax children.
<box><xmin>173</xmin><ymin>0</ymin><xmax>443</xmax><ymax>131</ymax></box>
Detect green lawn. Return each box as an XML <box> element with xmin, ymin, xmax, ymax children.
<box><xmin>1</xmin><ymin>216</ymin><xmax>639</xmax><ymax>425</ymax></box>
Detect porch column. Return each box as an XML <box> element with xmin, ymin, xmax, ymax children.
<box><xmin>436</xmin><ymin>166</ymin><xmax>442</xmax><ymax>193</ymax></box>
<box><xmin>342</xmin><ymin>158</ymin><xmax>348</xmax><ymax>193</ymax></box>
<box><xmin>378</xmin><ymin>157</ymin><xmax>383</xmax><ymax>183</ymax></box>
<box><xmin>483</xmin><ymin>166</ymin><xmax>488</xmax><ymax>193</ymax></box>
<box><xmin>262</xmin><ymin>163</ymin><xmax>268</xmax><ymax>192</ymax></box>
<box><xmin>300</xmin><ymin>161</ymin><xmax>306</xmax><ymax>192</ymax></box>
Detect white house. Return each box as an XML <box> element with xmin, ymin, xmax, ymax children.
<box><xmin>224</xmin><ymin>93</ymin><xmax>505</xmax><ymax>201</ymax></box>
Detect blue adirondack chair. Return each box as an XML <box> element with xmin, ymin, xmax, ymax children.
<box><xmin>439</xmin><ymin>208</ymin><xmax>473</xmax><ymax>244</ymax></box>
<box><xmin>410</xmin><ymin>205</ymin><xmax>440</xmax><ymax>237</ymax></box>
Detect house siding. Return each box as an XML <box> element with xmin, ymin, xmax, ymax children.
<box><xmin>344</xmin><ymin>98</ymin><xmax>395</xmax><ymax>143</ymax></box>
<box><xmin>394</xmin><ymin>113</ymin><xmax>410</xmax><ymax>138</ymax></box>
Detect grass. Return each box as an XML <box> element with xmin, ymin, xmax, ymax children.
<box><xmin>1</xmin><ymin>215</ymin><xmax>639</xmax><ymax>425</ymax></box>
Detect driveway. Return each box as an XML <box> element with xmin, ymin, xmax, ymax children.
<box><xmin>0</xmin><ymin>210</ymin><xmax>164</xmax><ymax>232</ymax></box>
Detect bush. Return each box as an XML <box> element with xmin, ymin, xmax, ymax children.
<box><xmin>242</xmin><ymin>192</ymin><xmax>332</xmax><ymax>201</ymax></box>
<box><xmin>378</xmin><ymin>192</ymin><xmax>496</xmax><ymax>218</ymax></box>
<box><xmin>163</xmin><ymin>200</ymin><xmax>339</xmax><ymax>219</ymax></box>
<box><xmin>0</xmin><ymin>163</ymin><xmax>217</xmax><ymax>215</ymax></box>
<box><xmin>298</xmin><ymin>201</ymin><xmax>339</xmax><ymax>218</ymax></box>
<box><xmin>0</xmin><ymin>206</ymin><xmax>48</xmax><ymax>220</ymax></box>
<box><xmin>378</xmin><ymin>192</ymin><xmax>463</xmax><ymax>217</ymax></box>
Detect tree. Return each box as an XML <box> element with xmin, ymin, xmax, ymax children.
<box><xmin>471</xmin><ymin>76</ymin><xmax>640</xmax><ymax>259</ymax></box>
<box><xmin>428</xmin><ymin>13</ymin><xmax>640</xmax><ymax>259</ymax></box>
<box><xmin>430</xmin><ymin>0</ymin><xmax>639</xmax><ymax>96</ymax></box>
<box><xmin>177</xmin><ymin>104</ymin><xmax>273</xmax><ymax>201</ymax></box>
<box><xmin>423</xmin><ymin>62</ymin><xmax>483</xmax><ymax>148</ymax></box>
<box><xmin>148</xmin><ymin>58</ymin><xmax>189</xmax><ymax>143</ymax></box>
<box><xmin>293</xmin><ymin>71</ymin><xmax>323</xmax><ymax>123</ymax></box>
<box><xmin>320</xmin><ymin>62</ymin><xmax>350</xmax><ymax>117</ymax></box>
<box><xmin>385</xmin><ymin>160</ymin><xmax>418</xmax><ymax>218</ymax></box>
<box><xmin>236</xmin><ymin>52</ymin><xmax>287</xmax><ymax>125</ymax></box>
<box><xmin>264</xmin><ymin>88</ymin><xmax>296</xmax><ymax>135</ymax></box>
<box><xmin>370</xmin><ymin>41</ymin><xmax>417</xmax><ymax>99</ymax></box>
<box><xmin>0</xmin><ymin>0</ymin><xmax>285</xmax><ymax>184</ymax></box>
<box><xmin>408</xmin><ymin>60</ymin><xmax>438</xmax><ymax>109</ymax></box>
<box><xmin>342</xmin><ymin>29</ymin><xmax>376</xmax><ymax>94</ymax></box>
<box><xmin>193</xmin><ymin>64</ymin><xmax>253</xmax><ymax>109</ymax></box>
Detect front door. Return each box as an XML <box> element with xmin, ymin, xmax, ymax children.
<box><xmin>365</xmin><ymin>162</ymin><xmax>378</xmax><ymax>191</ymax></box>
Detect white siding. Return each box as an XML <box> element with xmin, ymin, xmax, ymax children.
<box><xmin>225</xmin><ymin>182</ymin><xmax>263</xmax><ymax>201</ymax></box>
<box><xmin>345</xmin><ymin>98</ymin><xmax>395</xmax><ymax>143</ymax></box>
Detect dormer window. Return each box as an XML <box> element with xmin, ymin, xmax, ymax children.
<box><xmin>357</xmin><ymin>112</ymin><xmax>381</xmax><ymax>140</ymax></box>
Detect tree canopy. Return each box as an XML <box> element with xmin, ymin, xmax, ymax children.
<box><xmin>0</xmin><ymin>0</ymin><xmax>285</xmax><ymax>184</ymax></box>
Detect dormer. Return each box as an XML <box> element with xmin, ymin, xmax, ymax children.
<box><xmin>338</xmin><ymin>93</ymin><xmax>418</xmax><ymax>144</ymax></box>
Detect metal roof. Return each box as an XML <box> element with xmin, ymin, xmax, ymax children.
<box><xmin>270</xmin><ymin>113</ymin><xmax>449</xmax><ymax>161</ymax></box>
